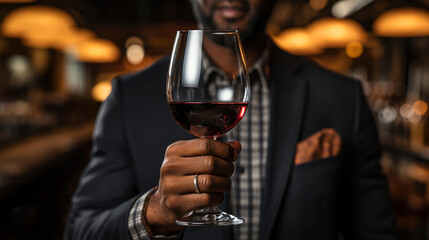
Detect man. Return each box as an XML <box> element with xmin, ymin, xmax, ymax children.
<box><xmin>65</xmin><ymin>0</ymin><xmax>397</xmax><ymax>239</ymax></box>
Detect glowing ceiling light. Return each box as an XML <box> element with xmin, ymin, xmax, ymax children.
<box><xmin>22</xmin><ymin>28</ymin><xmax>96</xmax><ymax>50</ymax></box>
<box><xmin>373</xmin><ymin>7</ymin><xmax>429</xmax><ymax>37</ymax></box>
<box><xmin>55</xmin><ymin>29</ymin><xmax>96</xmax><ymax>50</ymax></box>
<box><xmin>307</xmin><ymin>18</ymin><xmax>367</xmax><ymax>48</ymax></box>
<box><xmin>273</xmin><ymin>28</ymin><xmax>324</xmax><ymax>55</ymax></box>
<box><xmin>1</xmin><ymin>5</ymin><xmax>75</xmax><ymax>38</ymax></box>
<box><xmin>76</xmin><ymin>38</ymin><xmax>120</xmax><ymax>63</ymax></box>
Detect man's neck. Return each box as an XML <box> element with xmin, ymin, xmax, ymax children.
<box><xmin>202</xmin><ymin>31</ymin><xmax>268</xmax><ymax>77</ymax></box>
<box><xmin>242</xmin><ymin>31</ymin><xmax>268</xmax><ymax>69</ymax></box>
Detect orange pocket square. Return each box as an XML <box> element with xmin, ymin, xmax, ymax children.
<box><xmin>294</xmin><ymin>128</ymin><xmax>342</xmax><ymax>165</ymax></box>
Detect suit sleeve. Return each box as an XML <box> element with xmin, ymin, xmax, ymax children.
<box><xmin>341</xmin><ymin>81</ymin><xmax>397</xmax><ymax>239</ymax></box>
<box><xmin>64</xmin><ymin>78</ymin><xmax>141</xmax><ymax>240</ymax></box>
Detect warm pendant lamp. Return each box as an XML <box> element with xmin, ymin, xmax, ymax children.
<box><xmin>22</xmin><ymin>28</ymin><xmax>96</xmax><ymax>50</ymax></box>
<box><xmin>307</xmin><ymin>17</ymin><xmax>368</xmax><ymax>48</ymax></box>
<box><xmin>76</xmin><ymin>39</ymin><xmax>120</xmax><ymax>63</ymax></box>
<box><xmin>373</xmin><ymin>7</ymin><xmax>429</xmax><ymax>37</ymax></box>
<box><xmin>1</xmin><ymin>5</ymin><xmax>76</xmax><ymax>38</ymax></box>
<box><xmin>273</xmin><ymin>28</ymin><xmax>324</xmax><ymax>55</ymax></box>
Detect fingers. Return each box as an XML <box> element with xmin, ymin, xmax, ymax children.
<box><xmin>166</xmin><ymin>193</ymin><xmax>224</xmax><ymax>217</ymax></box>
<box><xmin>167</xmin><ymin>138</ymin><xmax>240</xmax><ymax>162</ymax></box>
<box><xmin>227</xmin><ymin>141</ymin><xmax>241</xmax><ymax>158</ymax></box>
<box><xmin>162</xmin><ymin>174</ymin><xmax>231</xmax><ymax>194</ymax></box>
<box><xmin>146</xmin><ymin>189</ymin><xmax>223</xmax><ymax>234</ymax></box>
<box><xmin>150</xmin><ymin>139</ymin><xmax>241</xmax><ymax>233</ymax></box>
<box><xmin>162</xmin><ymin>139</ymin><xmax>239</xmax><ymax>176</ymax></box>
<box><xmin>162</xmin><ymin>155</ymin><xmax>234</xmax><ymax>177</ymax></box>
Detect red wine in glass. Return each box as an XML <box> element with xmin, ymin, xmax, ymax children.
<box><xmin>169</xmin><ymin>102</ymin><xmax>248</xmax><ymax>139</ymax></box>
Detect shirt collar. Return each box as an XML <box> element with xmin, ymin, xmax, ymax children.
<box><xmin>201</xmin><ymin>41</ymin><xmax>271</xmax><ymax>85</ymax></box>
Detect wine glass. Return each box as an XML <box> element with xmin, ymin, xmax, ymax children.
<box><xmin>166</xmin><ymin>30</ymin><xmax>250</xmax><ymax>226</ymax></box>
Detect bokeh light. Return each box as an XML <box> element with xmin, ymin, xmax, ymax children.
<box><xmin>346</xmin><ymin>41</ymin><xmax>363</xmax><ymax>58</ymax></box>
<box><xmin>307</xmin><ymin>18</ymin><xmax>367</xmax><ymax>48</ymax></box>
<box><xmin>1</xmin><ymin>5</ymin><xmax>76</xmax><ymax>38</ymax></box>
<box><xmin>309</xmin><ymin>0</ymin><xmax>328</xmax><ymax>11</ymax></box>
<box><xmin>400</xmin><ymin>103</ymin><xmax>414</xmax><ymax>119</ymax></box>
<box><xmin>125</xmin><ymin>36</ymin><xmax>145</xmax><ymax>65</ymax></box>
<box><xmin>413</xmin><ymin>100</ymin><xmax>428</xmax><ymax>116</ymax></box>
<box><xmin>76</xmin><ymin>39</ymin><xmax>120</xmax><ymax>63</ymax></box>
<box><xmin>126</xmin><ymin>45</ymin><xmax>145</xmax><ymax>65</ymax></box>
<box><xmin>373</xmin><ymin>7</ymin><xmax>429</xmax><ymax>37</ymax></box>
<box><xmin>378</xmin><ymin>106</ymin><xmax>397</xmax><ymax>124</ymax></box>
<box><xmin>91</xmin><ymin>81</ymin><xmax>112</xmax><ymax>102</ymax></box>
<box><xmin>273</xmin><ymin>28</ymin><xmax>324</xmax><ymax>55</ymax></box>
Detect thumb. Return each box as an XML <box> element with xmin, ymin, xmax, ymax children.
<box><xmin>227</xmin><ymin>141</ymin><xmax>241</xmax><ymax>161</ymax></box>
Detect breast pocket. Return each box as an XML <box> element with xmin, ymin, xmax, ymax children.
<box><xmin>291</xmin><ymin>156</ymin><xmax>341</xmax><ymax>187</ymax></box>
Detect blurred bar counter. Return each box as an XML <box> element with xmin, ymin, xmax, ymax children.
<box><xmin>0</xmin><ymin>122</ymin><xmax>93</xmax><ymax>239</ymax></box>
<box><xmin>0</xmin><ymin>122</ymin><xmax>93</xmax><ymax>197</ymax></box>
<box><xmin>382</xmin><ymin>136</ymin><xmax>429</xmax><ymax>163</ymax></box>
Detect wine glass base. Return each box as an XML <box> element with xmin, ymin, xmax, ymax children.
<box><xmin>175</xmin><ymin>210</ymin><xmax>244</xmax><ymax>226</ymax></box>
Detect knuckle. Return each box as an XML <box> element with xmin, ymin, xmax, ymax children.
<box><xmin>201</xmin><ymin>175</ymin><xmax>214</xmax><ymax>189</ymax></box>
<box><xmin>165</xmin><ymin>141</ymin><xmax>185</xmax><ymax>156</ymax></box>
<box><xmin>165</xmin><ymin>143</ymin><xmax>176</xmax><ymax>157</ymax></box>
<box><xmin>203</xmin><ymin>156</ymin><xmax>216</xmax><ymax>172</ymax></box>
<box><xmin>160</xmin><ymin>158</ymin><xmax>178</xmax><ymax>176</ymax></box>
<box><xmin>160</xmin><ymin>160</ymin><xmax>172</xmax><ymax>176</ymax></box>
<box><xmin>199</xmin><ymin>138</ymin><xmax>213</xmax><ymax>154</ymax></box>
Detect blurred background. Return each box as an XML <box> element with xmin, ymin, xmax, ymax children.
<box><xmin>0</xmin><ymin>0</ymin><xmax>428</xmax><ymax>239</ymax></box>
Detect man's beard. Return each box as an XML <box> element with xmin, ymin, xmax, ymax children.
<box><xmin>191</xmin><ymin>2</ymin><xmax>270</xmax><ymax>44</ymax></box>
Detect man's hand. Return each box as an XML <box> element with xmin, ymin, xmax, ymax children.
<box><xmin>146</xmin><ymin>138</ymin><xmax>241</xmax><ymax>235</ymax></box>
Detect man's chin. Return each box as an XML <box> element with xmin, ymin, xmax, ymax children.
<box><xmin>211</xmin><ymin>23</ymin><xmax>255</xmax><ymax>42</ymax></box>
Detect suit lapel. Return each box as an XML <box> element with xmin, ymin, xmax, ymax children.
<box><xmin>259</xmin><ymin>45</ymin><xmax>308</xmax><ymax>240</ymax></box>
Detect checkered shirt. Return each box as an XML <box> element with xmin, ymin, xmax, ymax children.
<box><xmin>225</xmin><ymin>50</ymin><xmax>270</xmax><ymax>240</ymax></box>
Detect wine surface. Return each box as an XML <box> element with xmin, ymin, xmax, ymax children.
<box><xmin>169</xmin><ymin>102</ymin><xmax>248</xmax><ymax>138</ymax></box>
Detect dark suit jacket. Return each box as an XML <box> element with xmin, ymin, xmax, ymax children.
<box><xmin>65</xmin><ymin>44</ymin><xmax>397</xmax><ymax>240</ymax></box>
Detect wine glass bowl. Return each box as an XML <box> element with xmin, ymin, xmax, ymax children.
<box><xmin>166</xmin><ymin>30</ymin><xmax>250</xmax><ymax>226</ymax></box>
<box><xmin>168</xmin><ymin>102</ymin><xmax>248</xmax><ymax>139</ymax></box>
